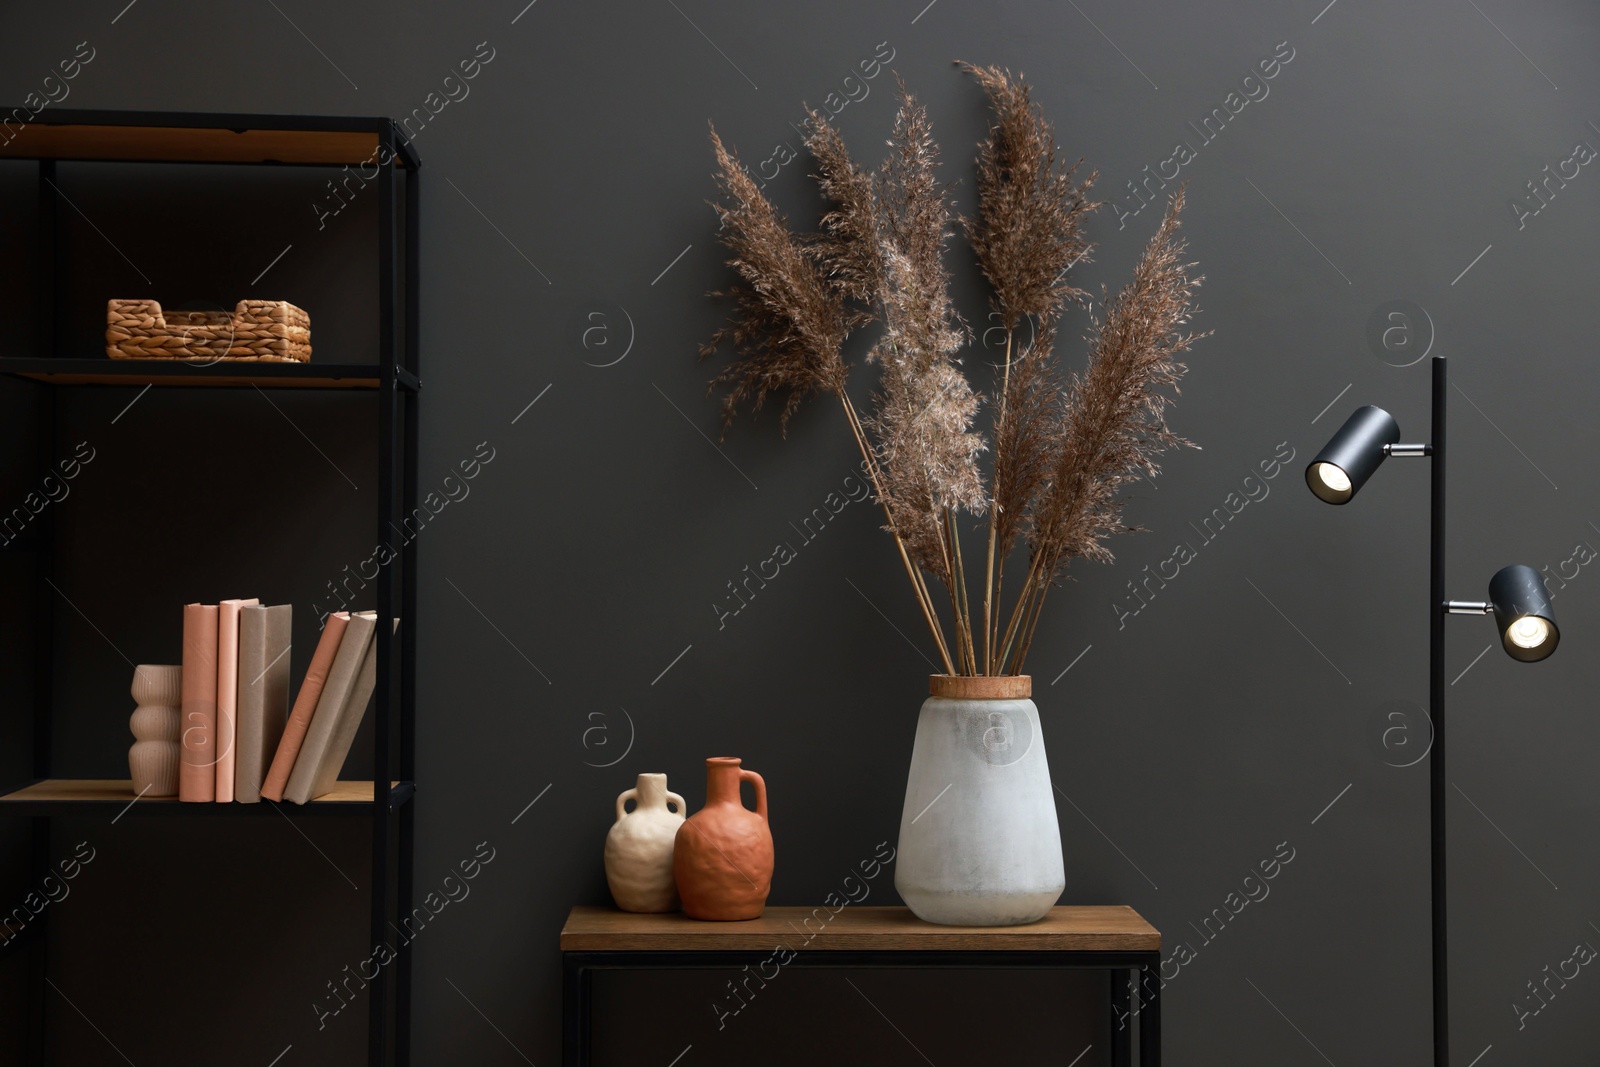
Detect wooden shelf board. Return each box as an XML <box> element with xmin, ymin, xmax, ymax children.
<box><xmin>0</xmin><ymin>779</ymin><xmax>408</xmax><ymax>813</ymax></box>
<box><xmin>560</xmin><ymin>905</ymin><xmax>1160</xmax><ymax>952</ymax></box>
<box><xmin>0</xmin><ymin>359</ymin><xmax>381</xmax><ymax>389</ymax></box>
<box><xmin>0</xmin><ymin>121</ymin><xmax>391</xmax><ymax>166</ymax></box>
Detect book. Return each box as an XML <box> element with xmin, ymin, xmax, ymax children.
<box><xmin>235</xmin><ymin>604</ymin><xmax>292</xmax><ymax>804</ymax></box>
<box><xmin>260</xmin><ymin>612</ymin><xmax>350</xmax><ymax>802</ymax></box>
<box><xmin>283</xmin><ymin>612</ymin><xmax>381</xmax><ymax>805</ymax></box>
<box><xmin>214</xmin><ymin>598</ymin><xmax>258</xmax><ymax>802</ymax></box>
<box><xmin>179</xmin><ymin>603</ymin><xmax>219</xmax><ymax>803</ymax></box>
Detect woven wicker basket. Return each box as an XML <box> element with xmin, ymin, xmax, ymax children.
<box><xmin>105</xmin><ymin>299</ymin><xmax>312</xmax><ymax>362</ymax></box>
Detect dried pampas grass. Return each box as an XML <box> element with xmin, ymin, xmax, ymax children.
<box><xmin>960</xmin><ymin>62</ymin><xmax>1098</xmax><ymax>330</ymax></box>
<box><xmin>701</xmin><ymin>65</ymin><xmax>1206</xmax><ymax>675</ymax></box>
<box><xmin>998</xmin><ymin>189</ymin><xmax>1206</xmax><ymax>673</ymax></box>
<box><xmin>700</xmin><ymin>126</ymin><xmax>853</xmax><ymax>437</ymax></box>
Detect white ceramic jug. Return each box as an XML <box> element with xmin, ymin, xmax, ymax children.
<box><xmin>605</xmin><ymin>773</ymin><xmax>687</xmax><ymax>913</ymax></box>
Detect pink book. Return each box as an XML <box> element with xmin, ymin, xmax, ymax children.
<box><xmin>260</xmin><ymin>612</ymin><xmax>350</xmax><ymax>802</ymax></box>
<box><xmin>214</xmin><ymin>598</ymin><xmax>258</xmax><ymax>803</ymax></box>
<box><xmin>179</xmin><ymin>603</ymin><xmax>219</xmax><ymax>802</ymax></box>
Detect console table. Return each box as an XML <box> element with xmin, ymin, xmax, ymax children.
<box><xmin>560</xmin><ymin>905</ymin><xmax>1161</xmax><ymax>1066</ymax></box>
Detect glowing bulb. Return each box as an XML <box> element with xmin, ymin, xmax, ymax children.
<box><xmin>1314</xmin><ymin>463</ymin><xmax>1352</xmax><ymax>493</ymax></box>
<box><xmin>1508</xmin><ymin>616</ymin><xmax>1550</xmax><ymax>649</ymax></box>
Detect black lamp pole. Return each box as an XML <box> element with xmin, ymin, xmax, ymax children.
<box><xmin>1429</xmin><ymin>355</ymin><xmax>1449</xmax><ymax>1067</ymax></box>
<box><xmin>1306</xmin><ymin>354</ymin><xmax>1560</xmax><ymax>1067</ymax></box>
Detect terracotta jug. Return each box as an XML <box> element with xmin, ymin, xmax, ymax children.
<box><xmin>604</xmin><ymin>773</ymin><xmax>686</xmax><ymax>913</ymax></box>
<box><xmin>674</xmin><ymin>757</ymin><xmax>773</xmax><ymax>920</ymax></box>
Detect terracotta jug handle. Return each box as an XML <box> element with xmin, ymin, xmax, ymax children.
<box><xmin>665</xmin><ymin>790</ymin><xmax>686</xmax><ymax>816</ymax></box>
<box><xmin>739</xmin><ymin>769</ymin><xmax>767</xmax><ymax>821</ymax></box>
<box><xmin>614</xmin><ymin>787</ymin><xmax>638</xmax><ymax>823</ymax></box>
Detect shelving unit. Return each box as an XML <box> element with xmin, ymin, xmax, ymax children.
<box><xmin>0</xmin><ymin>109</ymin><xmax>419</xmax><ymax>1066</ymax></box>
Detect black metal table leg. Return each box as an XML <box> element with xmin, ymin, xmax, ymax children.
<box><xmin>558</xmin><ymin>949</ymin><xmax>1162</xmax><ymax>1066</ymax></box>
<box><xmin>1110</xmin><ymin>968</ymin><xmax>1132</xmax><ymax>1067</ymax></box>
<box><xmin>1138</xmin><ymin>960</ymin><xmax>1160</xmax><ymax>1067</ymax></box>
<box><xmin>563</xmin><ymin>956</ymin><xmax>589</xmax><ymax>1067</ymax></box>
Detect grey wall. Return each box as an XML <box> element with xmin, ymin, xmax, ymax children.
<box><xmin>2</xmin><ymin>1</ymin><xmax>1599</xmax><ymax>1064</ymax></box>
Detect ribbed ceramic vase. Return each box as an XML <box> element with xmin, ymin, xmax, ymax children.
<box><xmin>128</xmin><ymin>665</ymin><xmax>183</xmax><ymax>798</ymax></box>
<box><xmin>674</xmin><ymin>757</ymin><xmax>773</xmax><ymax>920</ymax></box>
<box><xmin>604</xmin><ymin>773</ymin><xmax>686</xmax><ymax>913</ymax></box>
<box><xmin>894</xmin><ymin>675</ymin><xmax>1064</xmax><ymax>926</ymax></box>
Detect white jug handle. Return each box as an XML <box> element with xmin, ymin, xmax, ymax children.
<box><xmin>615</xmin><ymin>787</ymin><xmax>638</xmax><ymax>823</ymax></box>
<box><xmin>665</xmin><ymin>790</ymin><xmax>687</xmax><ymax>816</ymax></box>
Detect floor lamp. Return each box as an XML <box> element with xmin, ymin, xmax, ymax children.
<box><xmin>1304</xmin><ymin>355</ymin><xmax>1560</xmax><ymax>1067</ymax></box>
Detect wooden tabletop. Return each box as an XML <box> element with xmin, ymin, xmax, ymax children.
<box><xmin>561</xmin><ymin>906</ymin><xmax>1159</xmax><ymax>952</ymax></box>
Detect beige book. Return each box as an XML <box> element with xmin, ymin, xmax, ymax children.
<box><xmin>261</xmin><ymin>612</ymin><xmax>350</xmax><ymax>802</ymax></box>
<box><xmin>214</xmin><ymin>598</ymin><xmax>258</xmax><ymax>802</ymax></box>
<box><xmin>283</xmin><ymin>612</ymin><xmax>378</xmax><ymax>804</ymax></box>
<box><xmin>235</xmin><ymin>604</ymin><xmax>292</xmax><ymax>803</ymax></box>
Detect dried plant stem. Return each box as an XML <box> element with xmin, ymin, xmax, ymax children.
<box><xmin>945</xmin><ymin>508</ymin><xmax>978</xmax><ymax>672</ymax></box>
<box><xmin>934</xmin><ymin>519</ymin><xmax>963</xmax><ymax>673</ymax></box>
<box><xmin>1004</xmin><ymin>571</ymin><xmax>1050</xmax><ymax>675</ymax></box>
<box><xmin>995</xmin><ymin>539</ymin><xmax>1061</xmax><ymax>674</ymax></box>
<box><xmin>981</xmin><ymin>542</ymin><xmax>997</xmax><ymax>674</ymax></box>
<box><xmin>990</xmin><ymin>556</ymin><xmax>1008</xmax><ymax>675</ymax></box>
<box><xmin>1010</xmin><ymin>583</ymin><xmax>1050</xmax><ymax>675</ymax></box>
<box><xmin>994</xmin><ymin>552</ymin><xmax>1039</xmax><ymax>674</ymax></box>
<box><xmin>1000</xmin><ymin>431</ymin><xmax>1095</xmax><ymax>670</ymax></box>
<box><xmin>981</xmin><ymin>328</ymin><xmax>1015</xmax><ymax>674</ymax></box>
<box><xmin>988</xmin><ymin>438</ymin><xmax>1014</xmax><ymax>671</ymax></box>
<box><xmin>839</xmin><ymin>390</ymin><xmax>958</xmax><ymax>674</ymax></box>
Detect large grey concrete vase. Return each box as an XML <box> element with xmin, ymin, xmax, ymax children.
<box><xmin>894</xmin><ymin>674</ymin><xmax>1065</xmax><ymax>926</ymax></box>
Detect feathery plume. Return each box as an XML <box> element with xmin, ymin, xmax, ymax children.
<box><xmin>869</xmin><ymin>248</ymin><xmax>985</xmax><ymax>575</ymax></box>
<box><xmin>960</xmin><ymin>63</ymin><xmax>1099</xmax><ymax>670</ymax></box>
<box><xmin>700</xmin><ymin>124</ymin><xmax>852</xmax><ymax>436</ymax></box>
<box><xmin>865</xmin><ymin>87</ymin><xmax>985</xmax><ymax>578</ymax></box>
<box><xmin>992</xmin><ymin>188</ymin><xmax>1204</xmax><ymax>673</ymax></box>
<box><xmin>803</xmin><ymin>109</ymin><xmax>883</xmax><ymax>312</ymax></box>
<box><xmin>959</xmin><ymin>63</ymin><xmax>1098</xmax><ymax>329</ymax></box>
<box><xmin>1030</xmin><ymin>187</ymin><xmax>1205</xmax><ymax>576</ymax></box>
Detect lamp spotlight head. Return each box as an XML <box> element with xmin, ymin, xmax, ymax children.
<box><xmin>1488</xmin><ymin>564</ymin><xmax>1559</xmax><ymax>662</ymax></box>
<box><xmin>1305</xmin><ymin>406</ymin><xmax>1402</xmax><ymax>504</ymax></box>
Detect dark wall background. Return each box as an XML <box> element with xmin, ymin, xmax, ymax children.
<box><xmin>2</xmin><ymin>1</ymin><xmax>1599</xmax><ymax>1064</ymax></box>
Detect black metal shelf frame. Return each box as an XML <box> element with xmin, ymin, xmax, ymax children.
<box><xmin>0</xmin><ymin>110</ymin><xmax>419</xmax><ymax>1067</ymax></box>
